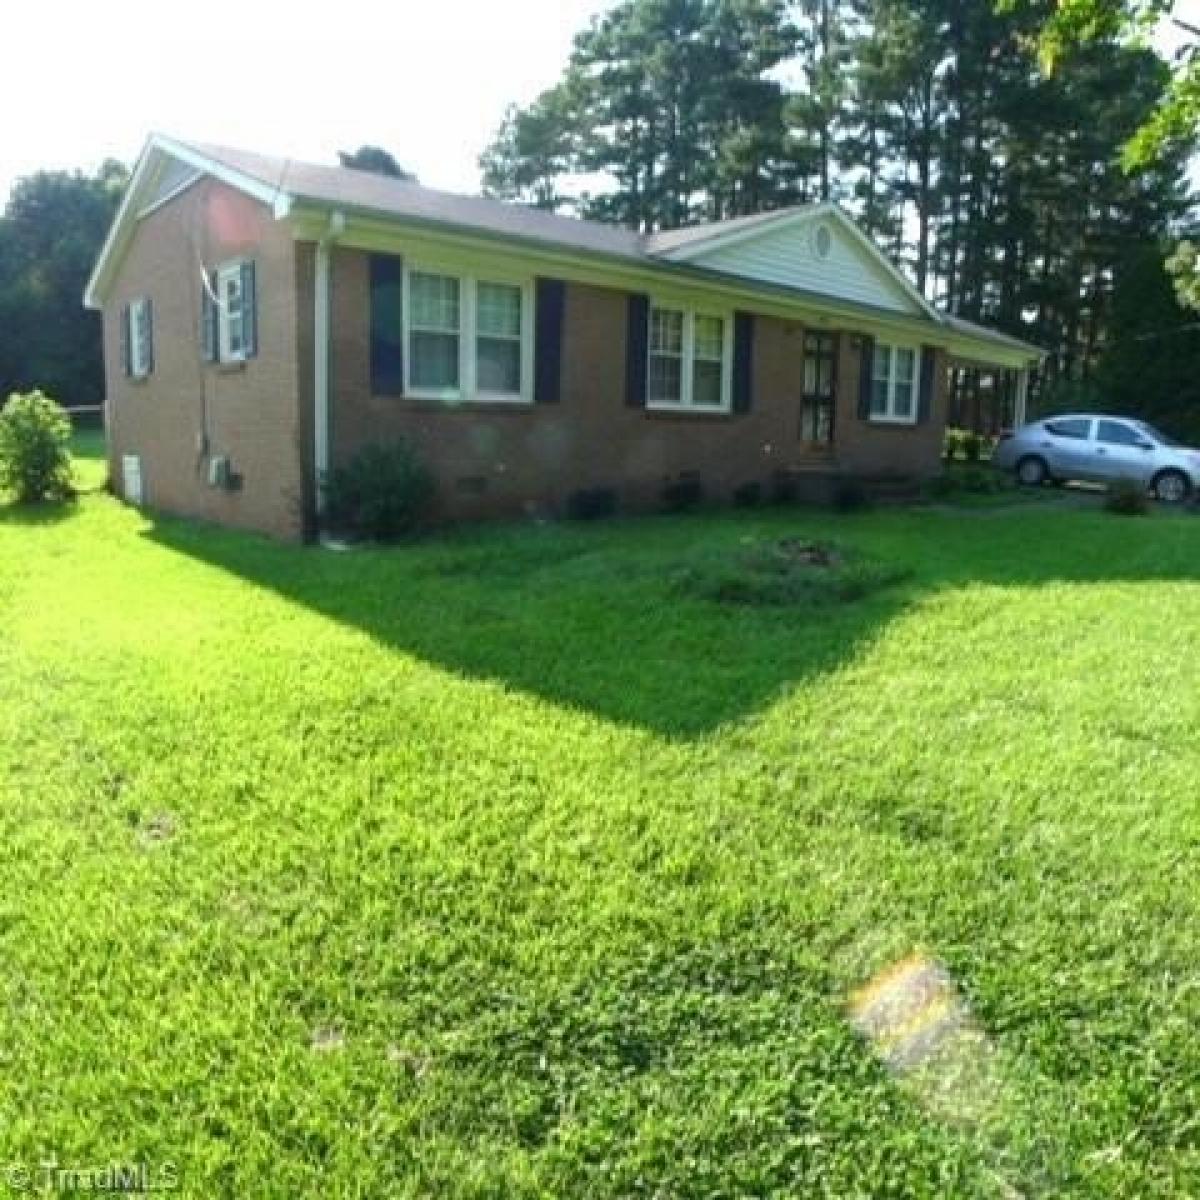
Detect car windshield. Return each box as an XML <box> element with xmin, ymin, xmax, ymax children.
<box><xmin>1136</xmin><ymin>421</ymin><xmax>1181</xmax><ymax>447</ymax></box>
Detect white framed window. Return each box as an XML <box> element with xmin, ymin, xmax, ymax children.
<box><xmin>649</xmin><ymin>307</ymin><xmax>684</xmax><ymax>405</ymax></box>
<box><xmin>869</xmin><ymin>341</ymin><xmax>919</xmax><ymax>423</ymax></box>
<box><xmin>217</xmin><ymin>261</ymin><xmax>246</xmax><ymax>362</ymax></box>
<box><xmin>128</xmin><ymin>296</ymin><xmax>152</xmax><ymax>378</ymax></box>
<box><xmin>408</xmin><ymin>271</ymin><xmax>461</xmax><ymax>395</ymax></box>
<box><xmin>403</xmin><ymin>266</ymin><xmax>532</xmax><ymax>403</ymax></box>
<box><xmin>475</xmin><ymin>281</ymin><xmax>524</xmax><ymax>398</ymax></box>
<box><xmin>647</xmin><ymin>305</ymin><xmax>732</xmax><ymax>412</ymax></box>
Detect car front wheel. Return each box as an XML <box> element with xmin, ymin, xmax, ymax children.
<box><xmin>1016</xmin><ymin>456</ymin><xmax>1049</xmax><ymax>487</ymax></box>
<box><xmin>1152</xmin><ymin>469</ymin><xmax>1191</xmax><ymax>505</ymax></box>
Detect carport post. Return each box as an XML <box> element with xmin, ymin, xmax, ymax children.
<box><xmin>1014</xmin><ymin>369</ymin><xmax>1029</xmax><ymax>428</ymax></box>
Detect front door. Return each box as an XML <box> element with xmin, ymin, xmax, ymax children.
<box><xmin>801</xmin><ymin>331</ymin><xmax>837</xmax><ymax>450</ymax></box>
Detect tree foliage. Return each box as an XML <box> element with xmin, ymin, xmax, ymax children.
<box><xmin>337</xmin><ymin>146</ymin><xmax>417</xmax><ymax>181</ymax></box>
<box><xmin>0</xmin><ymin>162</ymin><xmax>127</xmax><ymax>407</ymax></box>
<box><xmin>1025</xmin><ymin>0</ymin><xmax>1200</xmax><ymax>308</ymax></box>
<box><xmin>480</xmin><ymin>0</ymin><xmax>1196</xmax><ymax>418</ymax></box>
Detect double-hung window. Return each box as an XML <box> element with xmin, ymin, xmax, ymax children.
<box><xmin>217</xmin><ymin>261</ymin><xmax>246</xmax><ymax>362</ymax></box>
<box><xmin>408</xmin><ymin>271</ymin><xmax>461</xmax><ymax>394</ymax></box>
<box><xmin>127</xmin><ymin>296</ymin><xmax>153</xmax><ymax>378</ymax></box>
<box><xmin>475</xmin><ymin>282</ymin><xmax>523</xmax><ymax>397</ymax></box>
<box><xmin>404</xmin><ymin>267</ymin><xmax>531</xmax><ymax>402</ymax></box>
<box><xmin>648</xmin><ymin>305</ymin><xmax>730</xmax><ymax>411</ymax></box>
<box><xmin>869</xmin><ymin>342</ymin><xmax>918</xmax><ymax>423</ymax></box>
<box><xmin>202</xmin><ymin>260</ymin><xmax>256</xmax><ymax>365</ymax></box>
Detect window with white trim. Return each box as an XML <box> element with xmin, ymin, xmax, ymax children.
<box><xmin>648</xmin><ymin>305</ymin><xmax>730</xmax><ymax>411</ymax></box>
<box><xmin>870</xmin><ymin>342</ymin><xmax>918</xmax><ymax>423</ymax></box>
<box><xmin>409</xmin><ymin>271</ymin><xmax>461</xmax><ymax>393</ymax></box>
<box><xmin>692</xmin><ymin>315</ymin><xmax>725</xmax><ymax>408</ymax></box>
<box><xmin>649</xmin><ymin>307</ymin><xmax>684</xmax><ymax>405</ymax></box>
<box><xmin>475</xmin><ymin>281</ymin><xmax>523</xmax><ymax>397</ymax></box>
<box><xmin>404</xmin><ymin>267</ymin><xmax>531</xmax><ymax>402</ymax></box>
<box><xmin>217</xmin><ymin>261</ymin><xmax>246</xmax><ymax>362</ymax></box>
<box><xmin>128</xmin><ymin>296</ymin><xmax>152</xmax><ymax>378</ymax></box>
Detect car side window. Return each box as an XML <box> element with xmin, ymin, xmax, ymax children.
<box><xmin>1096</xmin><ymin>420</ymin><xmax>1143</xmax><ymax>447</ymax></box>
<box><xmin>1045</xmin><ymin>418</ymin><xmax>1091</xmax><ymax>440</ymax></box>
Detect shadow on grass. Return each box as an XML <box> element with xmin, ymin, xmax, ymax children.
<box><xmin>143</xmin><ymin>506</ymin><xmax>1200</xmax><ymax>737</ymax></box>
<box><xmin>0</xmin><ymin>498</ymin><xmax>80</xmax><ymax>527</ymax></box>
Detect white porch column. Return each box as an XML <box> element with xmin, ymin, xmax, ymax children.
<box><xmin>1014</xmin><ymin>368</ymin><xmax>1029</xmax><ymax>428</ymax></box>
<box><xmin>313</xmin><ymin>211</ymin><xmax>345</xmax><ymax>518</ymax></box>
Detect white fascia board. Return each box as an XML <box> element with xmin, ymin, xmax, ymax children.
<box><xmin>652</xmin><ymin>206</ymin><xmax>821</xmax><ymax>261</ymax></box>
<box><xmin>657</xmin><ymin>202</ymin><xmax>942</xmax><ymax>326</ymax></box>
<box><xmin>148</xmin><ymin>134</ymin><xmax>288</xmax><ymax>209</ymax></box>
<box><xmin>83</xmin><ymin>141</ymin><xmax>156</xmax><ymax>309</ymax></box>
<box><xmin>823</xmin><ymin>207</ymin><xmax>943</xmax><ymax>325</ymax></box>
<box><xmin>135</xmin><ymin>170</ymin><xmax>203</xmax><ymax>220</ymax></box>
<box><xmin>83</xmin><ymin>133</ymin><xmax>293</xmax><ymax>310</ymax></box>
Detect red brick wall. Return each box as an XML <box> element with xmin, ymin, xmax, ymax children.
<box><xmin>327</xmin><ymin>247</ymin><xmax>946</xmax><ymax>520</ymax></box>
<box><xmin>103</xmin><ymin>178</ymin><xmax>306</xmax><ymax>539</ymax></box>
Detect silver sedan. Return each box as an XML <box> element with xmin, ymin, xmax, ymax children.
<box><xmin>991</xmin><ymin>414</ymin><xmax>1200</xmax><ymax>503</ymax></box>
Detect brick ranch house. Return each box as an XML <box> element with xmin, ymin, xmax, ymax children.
<box><xmin>85</xmin><ymin>134</ymin><xmax>1044</xmax><ymax>540</ymax></box>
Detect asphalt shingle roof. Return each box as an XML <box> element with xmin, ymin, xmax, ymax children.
<box><xmin>173</xmin><ymin>138</ymin><xmax>1042</xmax><ymax>358</ymax></box>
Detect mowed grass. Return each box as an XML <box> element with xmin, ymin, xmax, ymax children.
<box><xmin>2</xmin><ymin>438</ymin><xmax>1200</xmax><ymax>1196</ymax></box>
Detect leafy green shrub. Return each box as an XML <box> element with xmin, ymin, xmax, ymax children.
<box><xmin>924</xmin><ymin>465</ymin><xmax>1008</xmax><ymax>500</ymax></box>
<box><xmin>961</xmin><ymin>431</ymin><xmax>983</xmax><ymax>463</ymax></box>
<box><xmin>323</xmin><ymin>439</ymin><xmax>434</xmax><ymax>539</ymax></box>
<box><xmin>567</xmin><ymin>486</ymin><xmax>617</xmax><ymax>520</ymax></box>
<box><xmin>732</xmin><ymin>481</ymin><xmax>763</xmax><ymax>508</ymax></box>
<box><xmin>0</xmin><ymin>390</ymin><xmax>75</xmax><ymax>504</ymax></box>
<box><xmin>771</xmin><ymin>471</ymin><xmax>799</xmax><ymax>505</ymax></box>
<box><xmin>662</xmin><ymin>474</ymin><xmax>704</xmax><ymax>512</ymax></box>
<box><xmin>832</xmin><ymin>477</ymin><xmax>871</xmax><ymax>512</ymax></box>
<box><xmin>675</xmin><ymin>536</ymin><xmax>908</xmax><ymax>607</ymax></box>
<box><xmin>1105</xmin><ymin>477</ymin><xmax>1150</xmax><ymax>516</ymax></box>
<box><xmin>943</xmin><ymin>428</ymin><xmax>963</xmax><ymax>461</ymax></box>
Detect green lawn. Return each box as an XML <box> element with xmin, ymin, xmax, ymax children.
<box><xmin>2</xmin><ymin>438</ymin><xmax>1200</xmax><ymax>1196</ymax></box>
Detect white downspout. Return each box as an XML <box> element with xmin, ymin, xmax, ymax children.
<box><xmin>313</xmin><ymin>210</ymin><xmax>345</xmax><ymax>519</ymax></box>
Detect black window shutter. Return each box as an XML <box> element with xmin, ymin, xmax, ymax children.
<box><xmin>241</xmin><ymin>261</ymin><xmax>258</xmax><ymax>358</ymax></box>
<box><xmin>144</xmin><ymin>298</ymin><xmax>154</xmax><ymax>375</ymax></box>
<box><xmin>370</xmin><ymin>253</ymin><xmax>405</xmax><ymax>396</ymax></box>
<box><xmin>732</xmin><ymin>312</ymin><xmax>754</xmax><ymax>413</ymax></box>
<box><xmin>858</xmin><ymin>335</ymin><xmax>876</xmax><ymax>419</ymax></box>
<box><xmin>534</xmin><ymin>278</ymin><xmax>565</xmax><ymax>404</ymax></box>
<box><xmin>120</xmin><ymin>304</ymin><xmax>131</xmax><ymax>377</ymax></box>
<box><xmin>625</xmin><ymin>293</ymin><xmax>649</xmax><ymax>408</ymax></box>
<box><xmin>918</xmin><ymin>344</ymin><xmax>936</xmax><ymax>423</ymax></box>
<box><xmin>201</xmin><ymin>272</ymin><xmax>218</xmax><ymax>362</ymax></box>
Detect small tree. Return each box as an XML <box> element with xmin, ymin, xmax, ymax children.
<box><xmin>0</xmin><ymin>390</ymin><xmax>75</xmax><ymax>503</ymax></box>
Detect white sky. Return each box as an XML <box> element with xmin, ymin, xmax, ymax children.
<box><xmin>0</xmin><ymin>0</ymin><xmax>612</xmax><ymax>206</ymax></box>
<box><xmin>2</xmin><ymin>1</ymin><xmax>1195</xmax><ymax>209</ymax></box>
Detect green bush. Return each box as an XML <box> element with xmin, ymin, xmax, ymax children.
<box><xmin>961</xmin><ymin>431</ymin><xmax>983</xmax><ymax>463</ymax></box>
<box><xmin>1105</xmin><ymin>477</ymin><xmax>1150</xmax><ymax>516</ymax></box>
<box><xmin>566</xmin><ymin>487</ymin><xmax>617</xmax><ymax>521</ymax></box>
<box><xmin>832</xmin><ymin>477</ymin><xmax>871</xmax><ymax>512</ymax></box>
<box><xmin>732</xmin><ymin>481</ymin><xmax>763</xmax><ymax>508</ymax></box>
<box><xmin>0</xmin><ymin>390</ymin><xmax>75</xmax><ymax>504</ymax></box>
<box><xmin>924</xmin><ymin>465</ymin><xmax>1008</xmax><ymax>500</ymax></box>
<box><xmin>323</xmin><ymin>439</ymin><xmax>434</xmax><ymax>539</ymax></box>
<box><xmin>661</xmin><ymin>474</ymin><xmax>704</xmax><ymax>512</ymax></box>
<box><xmin>943</xmin><ymin>428</ymin><xmax>963</xmax><ymax>461</ymax></box>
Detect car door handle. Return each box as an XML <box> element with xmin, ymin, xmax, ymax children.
<box><xmin>1096</xmin><ymin>448</ymin><xmax>1107</xmax><ymax>455</ymax></box>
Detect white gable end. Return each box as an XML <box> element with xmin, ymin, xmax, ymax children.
<box><xmin>674</xmin><ymin>211</ymin><xmax>927</xmax><ymax>318</ymax></box>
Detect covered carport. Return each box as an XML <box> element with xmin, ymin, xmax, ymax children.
<box><xmin>941</xmin><ymin>315</ymin><xmax>1044</xmax><ymax>433</ymax></box>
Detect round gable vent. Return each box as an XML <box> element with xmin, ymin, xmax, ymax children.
<box><xmin>813</xmin><ymin>223</ymin><xmax>833</xmax><ymax>261</ymax></box>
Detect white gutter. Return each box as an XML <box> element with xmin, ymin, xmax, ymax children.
<box><xmin>313</xmin><ymin>210</ymin><xmax>345</xmax><ymax>517</ymax></box>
